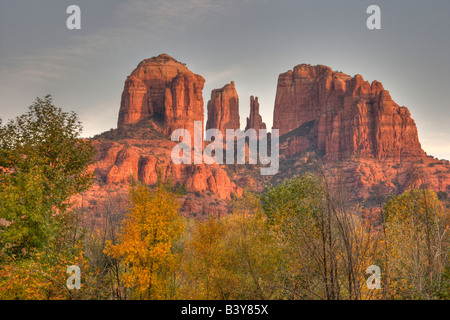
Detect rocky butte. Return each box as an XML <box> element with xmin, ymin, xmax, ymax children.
<box><xmin>272</xmin><ymin>63</ymin><xmax>449</xmax><ymax>201</ymax></box>
<box><xmin>206</xmin><ymin>81</ymin><xmax>240</xmax><ymax>138</ymax></box>
<box><xmin>118</xmin><ymin>53</ymin><xmax>205</xmax><ymax>137</ymax></box>
<box><xmin>273</xmin><ymin>64</ymin><xmax>425</xmax><ymax>162</ymax></box>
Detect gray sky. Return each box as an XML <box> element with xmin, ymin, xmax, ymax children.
<box><xmin>1</xmin><ymin>0</ymin><xmax>449</xmax><ymax>160</ymax></box>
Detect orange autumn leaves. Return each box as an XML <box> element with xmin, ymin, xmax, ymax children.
<box><xmin>104</xmin><ymin>182</ymin><xmax>183</xmax><ymax>299</ymax></box>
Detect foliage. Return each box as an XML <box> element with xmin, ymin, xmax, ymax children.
<box><xmin>224</xmin><ymin>190</ymin><xmax>282</xmax><ymax>299</ymax></box>
<box><xmin>262</xmin><ymin>174</ymin><xmax>382</xmax><ymax>300</ymax></box>
<box><xmin>0</xmin><ymin>239</ymin><xmax>89</xmax><ymax>300</ymax></box>
<box><xmin>104</xmin><ymin>181</ymin><xmax>184</xmax><ymax>299</ymax></box>
<box><xmin>181</xmin><ymin>217</ymin><xmax>231</xmax><ymax>299</ymax></box>
<box><xmin>383</xmin><ymin>189</ymin><xmax>449</xmax><ymax>299</ymax></box>
<box><xmin>180</xmin><ymin>190</ymin><xmax>281</xmax><ymax>300</ymax></box>
<box><xmin>0</xmin><ymin>95</ymin><xmax>95</xmax><ymax>299</ymax></box>
<box><xmin>0</xmin><ymin>95</ymin><xmax>95</xmax><ymax>257</ymax></box>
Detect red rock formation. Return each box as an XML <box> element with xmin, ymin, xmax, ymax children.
<box><xmin>118</xmin><ymin>53</ymin><xmax>205</xmax><ymax>136</ymax></box>
<box><xmin>245</xmin><ymin>96</ymin><xmax>266</xmax><ymax>136</ymax></box>
<box><xmin>75</xmin><ymin>58</ymin><xmax>448</xmax><ymax>218</ymax></box>
<box><xmin>89</xmin><ymin>126</ymin><xmax>241</xmax><ymax>201</ymax></box>
<box><xmin>273</xmin><ymin>64</ymin><xmax>426</xmax><ymax>161</ymax></box>
<box><xmin>80</xmin><ymin>55</ymin><xmax>244</xmax><ymax>217</ymax></box>
<box><xmin>118</xmin><ymin>76</ymin><xmax>150</xmax><ymax>126</ymax></box>
<box><xmin>206</xmin><ymin>81</ymin><xmax>240</xmax><ymax>137</ymax></box>
<box><xmin>106</xmin><ymin>147</ymin><xmax>140</xmax><ymax>184</ymax></box>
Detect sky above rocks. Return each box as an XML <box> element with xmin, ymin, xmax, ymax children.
<box><xmin>0</xmin><ymin>0</ymin><xmax>449</xmax><ymax>160</ymax></box>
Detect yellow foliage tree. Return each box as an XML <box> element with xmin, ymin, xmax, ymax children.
<box><xmin>181</xmin><ymin>217</ymin><xmax>235</xmax><ymax>299</ymax></box>
<box><xmin>383</xmin><ymin>189</ymin><xmax>449</xmax><ymax>299</ymax></box>
<box><xmin>180</xmin><ymin>190</ymin><xmax>281</xmax><ymax>300</ymax></box>
<box><xmin>104</xmin><ymin>182</ymin><xmax>184</xmax><ymax>299</ymax></box>
<box><xmin>262</xmin><ymin>175</ymin><xmax>383</xmax><ymax>300</ymax></box>
<box><xmin>224</xmin><ymin>190</ymin><xmax>282</xmax><ymax>299</ymax></box>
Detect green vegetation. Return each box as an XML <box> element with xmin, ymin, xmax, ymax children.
<box><xmin>0</xmin><ymin>95</ymin><xmax>95</xmax><ymax>299</ymax></box>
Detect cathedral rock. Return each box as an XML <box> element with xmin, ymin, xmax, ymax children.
<box><xmin>79</xmin><ymin>55</ymin><xmax>448</xmax><ymax>216</ymax></box>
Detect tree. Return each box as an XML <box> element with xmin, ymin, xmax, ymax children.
<box><xmin>262</xmin><ymin>174</ymin><xmax>381</xmax><ymax>300</ymax></box>
<box><xmin>104</xmin><ymin>181</ymin><xmax>184</xmax><ymax>299</ymax></box>
<box><xmin>225</xmin><ymin>190</ymin><xmax>281</xmax><ymax>299</ymax></box>
<box><xmin>0</xmin><ymin>95</ymin><xmax>95</xmax><ymax>258</ymax></box>
<box><xmin>0</xmin><ymin>95</ymin><xmax>95</xmax><ymax>299</ymax></box>
<box><xmin>181</xmin><ymin>217</ymin><xmax>234</xmax><ymax>300</ymax></box>
<box><xmin>181</xmin><ymin>190</ymin><xmax>281</xmax><ymax>300</ymax></box>
<box><xmin>383</xmin><ymin>189</ymin><xmax>449</xmax><ymax>299</ymax></box>
<box><xmin>77</xmin><ymin>192</ymin><xmax>129</xmax><ymax>300</ymax></box>
<box><xmin>262</xmin><ymin>174</ymin><xmax>334</xmax><ymax>299</ymax></box>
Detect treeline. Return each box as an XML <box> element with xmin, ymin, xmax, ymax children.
<box><xmin>0</xmin><ymin>96</ymin><xmax>449</xmax><ymax>300</ymax></box>
<box><xmin>80</xmin><ymin>178</ymin><xmax>448</xmax><ymax>300</ymax></box>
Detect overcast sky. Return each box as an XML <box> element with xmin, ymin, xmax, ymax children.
<box><xmin>0</xmin><ymin>0</ymin><xmax>449</xmax><ymax>160</ymax></box>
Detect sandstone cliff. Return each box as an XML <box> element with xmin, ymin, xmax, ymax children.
<box><xmin>206</xmin><ymin>81</ymin><xmax>240</xmax><ymax>137</ymax></box>
<box><xmin>273</xmin><ymin>64</ymin><xmax>426</xmax><ymax>162</ymax></box>
<box><xmin>272</xmin><ymin>64</ymin><xmax>449</xmax><ymax>201</ymax></box>
<box><xmin>85</xmin><ymin>121</ymin><xmax>242</xmax><ymax>217</ymax></box>
<box><xmin>118</xmin><ymin>53</ymin><xmax>205</xmax><ymax>137</ymax></box>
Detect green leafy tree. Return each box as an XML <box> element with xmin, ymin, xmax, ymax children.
<box><xmin>0</xmin><ymin>95</ymin><xmax>95</xmax><ymax>299</ymax></box>
<box><xmin>225</xmin><ymin>190</ymin><xmax>281</xmax><ymax>299</ymax></box>
<box><xmin>0</xmin><ymin>95</ymin><xmax>94</xmax><ymax>257</ymax></box>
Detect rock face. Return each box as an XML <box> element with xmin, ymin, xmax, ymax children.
<box><xmin>118</xmin><ymin>53</ymin><xmax>205</xmax><ymax>136</ymax></box>
<box><xmin>245</xmin><ymin>96</ymin><xmax>266</xmax><ymax>136</ymax></box>
<box><xmin>89</xmin><ymin>129</ymin><xmax>242</xmax><ymax>202</ymax></box>
<box><xmin>273</xmin><ymin>64</ymin><xmax>426</xmax><ymax>161</ymax></box>
<box><xmin>206</xmin><ymin>81</ymin><xmax>240</xmax><ymax>137</ymax></box>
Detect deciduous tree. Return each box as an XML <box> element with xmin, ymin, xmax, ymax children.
<box><xmin>104</xmin><ymin>181</ymin><xmax>184</xmax><ymax>299</ymax></box>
